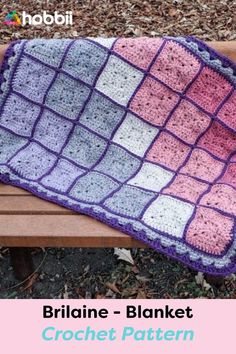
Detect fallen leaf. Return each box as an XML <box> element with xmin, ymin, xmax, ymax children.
<box><xmin>53</xmin><ymin>32</ymin><xmax>61</xmax><ymax>38</ymax></box>
<box><xmin>132</xmin><ymin>265</ymin><xmax>139</xmax><ymax>274</ymax></box>
<box><xmin>168</xmin><ymin>8</ymin><xmax>178</xmax><ymax>17</ymax></box>
<box><xmin>72</xmin><ymin>30</ymin><xmax>78</xmax><ymax>37</ymax></box>
<box><xmin>75</xmin><ymin>287</ymin><xmax>85</xmax><ymax>298</ymax></box>
<box><xmin>195</xmin><ymin>272</ymin><xmax>204</xmax><ymax>286</ymax></box>
<box><xmin>121</xmin><ymin>273</ymin><xmax>130</xmax><ymax>284</ymax></box>
<box><xmin>114</xmin><ymin>248</ymin><xmax>134</xmax><ymax>265</ymax></box>
<box><xmin>105</xmin><ymin>282</ymin><xmax>121</xmax><ymax>294</ymax></box>
<box><xmin>136</xmin><ymin>289</ymin><xmax>147</xmax><ymax>299</ymax></box>
<box><xmin>20</xmin><ymin>273</ymin><xmax>38</xmax><ymax>293</ymax></box>
<box><xmin>63</xmin><ymin>284</ymin><xmax>69</xmax><ymax>299</ymax></box>
<box><xmin>195</xmin><ymin>272</ymin><xmax>212</xmax><ymax>291</ymax></box>
<box><xmin>83</xmin><ymin>264</ymin><xmax>90</xmax><ymax>274</ymax></box>
<box><xmin>135</xmin><ymin>275</ymin><xmax>150</xmax><ymax>283</ymax></box>
<box><xmin>203</xmin><ymin>280</ymin><xmax>212</xmax><ymax>291</ymax></box>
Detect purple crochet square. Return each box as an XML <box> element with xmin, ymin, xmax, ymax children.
<box><xmin>63</xmin><ymin>125</ymin><xmax>107</xmax><ymax>168</ymax></box>
<box><xmin>46</xmin><ymin>73</ymin><xmax>90</xmax><ymax>120</ymax></box>
<box><xmin>33</xmin><ymin>110</ymin><xmax>73</xmax><ymax>153</ymax></box>
<box><xmin>9</xmin><ymin>142</ymin><xmax>57</xmax><ymax>180</ymax></box>
<box><xmin>69</xmin><ymin>171</ymin><xmax>119</xmax><ymax>203</ymax></box>
<box><xmin>0</xmin><ymin>128</ymin><xmax>27</xmax><ymax>163</ymax></box>
<box><xmin>13</xmin><ymin>56</ymin><xmax>55</xmax><ymax>103</ymax></box>
<box><xmin>25</xmin><ymin>38</ymin><xmax>71</xmax><ymax>67</ymax></box>
<box><xmin>62</xmin><ymin>39</ymin><xmax>108</xmax><ymax>84</ymax></box>
<box><xmin>41</xmin><ymin>158</ymin><xmax>85</xmax><ymax>192</ymax></box>
<box><xmin>0</xmin><ymin>93</ymin><xmax>40</xmax><ymax>137</ymax></box>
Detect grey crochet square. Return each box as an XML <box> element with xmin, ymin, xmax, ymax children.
<box><xmin>95</xmin><ymin>144</ymin><xmax>141</xmax><ymax>182</ymax></box>
<box><xmin>34</xmin><ymin>110</ymin><xmax>73</xmax><ymax>153</ymax></box>
<box><xmin>9</xmin><ymin>142</ymin><xmax>57</xmax><ymax>180</ymax></box>
<box><xmin>80</xmin><ymin>92</ymin><xmax>124</xmax><ymax>138</ymax></box>
<box><xmin>0</xmin><ymin>128</ymin><xmax>27</xmax><ymax>163</ymax></box>
<box><xmin>46</xmin><ymin>73</ymin><xmax>90</xmax><ymax>120</ymax></box>
<box><xmin>70</xmin><ymin>171</ymin><xmax>119</xmax><ymax>203</ymax></box>
<box><xmin>62</xmin><ymin>39</ymin><xmax>108</xmax><ymax>84</ymax></box>
<box><xmin>25</xmin><ymin>39</ymin><xmax>71</xmax><ymax>67</ymax></box>
<box><xmin>104</xmin><ymin>184</ymin><xmax>155</xmax><ymax>217</ymax></box>
<box><xmin>63</xmin><ymin>125</ymin><xmax>107</xmax><ymax>168</ymax></box>
<box><xmin>13</xmin><ymin>56</ymin><xmax>55</xmax><ymax>103</ymax></box>
<box><xmin>0</xmin><ymin>93</ymin><xmax>40</xmax><ymax>137</ymax></box>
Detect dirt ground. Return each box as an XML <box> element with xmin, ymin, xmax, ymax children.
<box><xmin>0</xmin><ymin>0</ymin><xmax>236</xmax><ymax>42</ymax></box>
<box><xmin>0</xmin><ymin>248</ymin><xmax>235</xmax><ymax>299</ymax></box>
<box><xmin>0</xmin><ymin>0</ymin><xmax>236</xmax><ymax>298</ymax></box>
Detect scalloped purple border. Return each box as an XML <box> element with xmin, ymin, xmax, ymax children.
<box><xmin>1</xmin><ymin>38</ymin><xmax>236</xmax><ymax>276</ymax></box>
<box><xmin>186</xmin><ymin>36</ymin><xmax>236</xmax><ymax>75</ymax></box>
<box><xmin>0</xmin><ymin>41</ymin><xmax>20</xmax><ymax>93</ymax></box>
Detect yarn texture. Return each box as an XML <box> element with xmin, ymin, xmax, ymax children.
<box><xmin>1</xmin><ymin>36</ymin><xmax>236</xmax><ymax>275</ymax></box>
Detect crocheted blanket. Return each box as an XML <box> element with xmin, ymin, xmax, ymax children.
<box><xmin>0</xmin><ymin>37</ymin><xmax>236</xmax><ymax>276</ymax></box>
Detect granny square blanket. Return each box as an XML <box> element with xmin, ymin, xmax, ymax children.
<box><xmin>1</xmin><ymin>37</ymin><xmax>236</xmax><ymax>276</ymax></box>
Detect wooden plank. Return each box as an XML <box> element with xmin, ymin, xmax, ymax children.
<box><xmin>0</xmin><ymin>215</ymin><xmax>146</xmax><ymax>248</ymax></box>
<box><xmin>0</xmin><ymin>196</ymin><xmax>74</xmax><ymax>214</ymax></box>
<box><xmin>0</xmin><ymin>184</ymin><xmax>29</xmax><ymax>195</ymax></box>
<box><xmin>209</xmin><ymin>41</ymin><xmax>236</xmax><ymax>61</ymax></box>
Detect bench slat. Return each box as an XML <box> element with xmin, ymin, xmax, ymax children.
<box><xmin>0</xmin><ymin>215</ymin><xmax>145</xmax><ymax>247</ymax></box>
<box><xmin>209</xmin><ymin>41</ymin><xmax>236</xmax><ymax>61</ymax></box>
<box><xmin>0</xmin><ymin>195</ymin><xmax>74</xmax><ymax>214</ymax></box>
<box><xmin>0</xmin><ymin>184</ymin><xmax>29</xmax><ymax>195</ymax></box>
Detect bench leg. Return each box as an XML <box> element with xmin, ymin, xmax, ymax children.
<box><xmin>205</xmin><ymin>274</ymin><xmax>224</xmax><ymax>287</ymax></box>
<box><xmin>9</xmin><ymin>248</ymin><xmax>34</xmax><ymax>280</ymax></box>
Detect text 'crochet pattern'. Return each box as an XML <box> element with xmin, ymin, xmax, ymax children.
<box><xmin>1</xmin><ymin>36</ymin><xmax>236</xmax><ymax>275</ymax></box>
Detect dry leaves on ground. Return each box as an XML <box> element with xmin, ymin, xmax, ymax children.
<box><xmin>0</xmin><ymin>0</ymin><xmax>236</xmax><ymax>43</ymax></box>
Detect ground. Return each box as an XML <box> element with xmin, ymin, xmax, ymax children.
<box><xmin>0</xmin><ymin>0</ymin><xmax>236</xmax><ymax>299</ymax></box>
<box><xmin>0</xmin><ymin>248</ymin><xmax>235</xmax><ymax>299</ymax></box>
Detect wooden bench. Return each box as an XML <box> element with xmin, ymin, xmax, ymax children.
<box><xmin>1</xmin><ymin>41</ymin><xmax>236</xmax><ymax>282</ymax></box>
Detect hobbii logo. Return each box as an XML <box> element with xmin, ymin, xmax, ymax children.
<box><xmin>21</xmin><ymin>10</ymin><xmax>73</xmax><ymax>26</ymax></box>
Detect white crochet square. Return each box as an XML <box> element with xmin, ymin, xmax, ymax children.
<box><xmin>89</xmin><ymin>38</ymin><xmax>116</xmax><ymax>49</ymax></box>
<box><xmin>128</xmin><ymin>162</ymin><xmax>174</xmax><ymax>192</ymax></box>
<box><xmin>96</xmin><ymin>55</ymin><xmax>144</xmax><ymax>106</ymax></box>
<box><xmin>142</xmin><ymin>195</ymin><xmax>194</xmax><ymax>238</ymax></box>
<box><xmin>113</xmin><ymin>113</ymin><xmax>158</xmax><ymax>157</ymax></box>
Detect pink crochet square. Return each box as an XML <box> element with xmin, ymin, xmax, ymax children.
<box><xmin>200</xmin><ymin>183</ymin><xmax>236</xmax><ymax>215</ymax></box>
<box><xmin>150</xmin><ymin>41</ymin><xmax>200</xmax><ymax>92</ymax></box>
<box><xmin>219</xmin><ymin>163</ymin><xmax>236</xmax><ymax>188</ymax></box>
<box><xmin>163</xmin><ymin>175</ymin><xmax>208</xmax><ymax>203</ymax></box>
<box><xmin>181</xmin><ymin>148</ymin><xmax>224</xmax><ymax>182</ymax></box>
<box><xmin>146</xmin><ymin>132</ymin><xmax>190</xmax><ymax>170</ymax></box>
<box><xmin>186</xmin><ymin>66</ymin><xmax>232</xmax><ymax>113</ymax></box>
<box><xmin>113</xmin><ymin>38</ymin><xmax>164</xmax><ymax>70</ymax></box>
<box><xmin>198</xmin><ymin>121</ymin><xmax>236</xmax><ymax>160</ymax></box>
<box><xmin>130</xmin><ymin>77</ymin><xmax>179</xmax><ymax>126</ymax></box>
<box><xmin>186</xmin><ymin>206</ymin><xmax>233</xmax><ymax>255</ymax></box>
<box><xmin>166</xmin><ymin>100</ymin><xmax>211</xmax><ymax>144</ymax></box>
<box><xmin>218</xmin><ymin>90</ymin><xmax>236</xmax><ymax>131</ymax></box>
<box><xmin>230</xmin><ymin>153</ymin><xmax>236</xmax><ymax>162</ymax></box>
